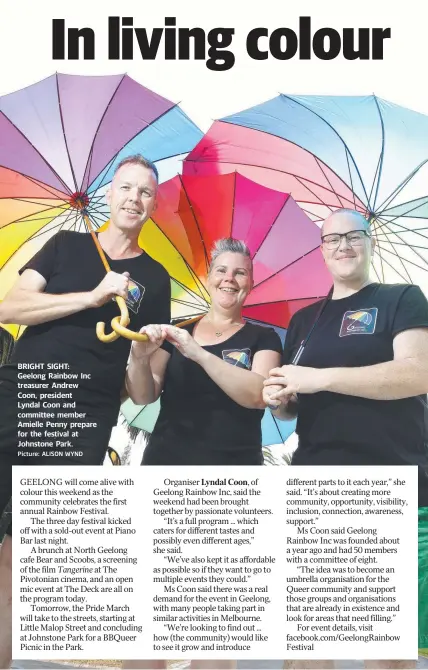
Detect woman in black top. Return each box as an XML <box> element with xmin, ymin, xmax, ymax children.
<box><xmin>123</xmin><ymin>238</ymin><xmax>282</xmax><ymax>670</ymax></box>
<box><xmin>125</xmin><ymin>237</ymin><xmax>283</xmax><ymax>467</ymax></box>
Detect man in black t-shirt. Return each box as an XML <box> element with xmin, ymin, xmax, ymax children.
<box><xmin>0</xmin><ymin>155</ymin><xmax>171</xmax><ymax>668</ymax></box>
<box><xmin>263</xmin><ymin>209</ymin><xmax>428</xmax><ymax>667</ymax></box>
<box><xmin>263</xmin><ymin>209</ymin><xmax>428</xmax><ymax>498</ymax></box>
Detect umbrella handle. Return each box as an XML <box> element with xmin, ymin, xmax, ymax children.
<box><xmin>110</xmin><ymin>314</ymin><xmax>204</xmax><ymax>341</ymax></box>
<box><xmin>85</xmin><ymin>214</ymin><xmax>204</xmax><ymax>343</ymax></box>
<box><xmin>84</xmin><ymin>217</ymin><xmax>133</xmax><ymax>343</ymax></box>
<box><xmin>96</xmin><ymin>296</ymin><xmax>130</xmax><ymax>343</ymax></box>
<box><xmin>110</xmin><ymin>315</ymin><xmax>149</xmax><ymax>341</ymax></box>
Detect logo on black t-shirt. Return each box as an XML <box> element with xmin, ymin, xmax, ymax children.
<box><xmin>339</xmin><ymin>308</ymin><xmax>378</xmax><ymax>336</ymax></box>
<box><xmin>125</xmin><ymin>278</ymin><xmax>145</xmax><ymax>314</ymax></box>
<box><xmin>222</xmin><ymin>348</ymin><xmax>252</xmax><ymax>369</ymax></box>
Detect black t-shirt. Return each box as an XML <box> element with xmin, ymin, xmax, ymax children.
<box><xmin>1</xmin><ymin>231</ymin><xmax>171</xmax><ymax>423</ymax></box>
<box><xmin>143</xmin><ymin>322</ymin><xmax>283</xmax><ymax>465</ymax></box>
<box><xmin>282</xmin><ymin>283</ymin><xmax>428</xmax><ymax>506</ymax></box>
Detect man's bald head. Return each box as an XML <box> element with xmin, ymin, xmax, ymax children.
<box><xmin>322</xmin><ymin>209</ymin><xmax>370</xmax><ymax>235</ymax></box>
<box><xmin>320</xmin><ymin>208</ymin><xmax>375</xmax><ymax>286</ymax></box>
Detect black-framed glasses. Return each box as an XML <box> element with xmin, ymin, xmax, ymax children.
<box><xmin>321</xmin><ymin>229</ymin><xmax>371</xmax><ymax>250</ymax></box>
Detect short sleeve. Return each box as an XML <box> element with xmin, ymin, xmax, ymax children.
<box><xmin>392</xmin><ymin>285</ymin><xmax>428</xmax><ymax>336</ymax></box>
<box><xmin>255</xmin><ymin>326</ymin><xmax>283</xmax><ymax>355</ymax></box>
<box><xmin>19</xmin><ymin>232</ymin><xmax>63</xmax><ymax>281</ymax></box>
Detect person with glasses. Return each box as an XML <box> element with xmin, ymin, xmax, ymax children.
<box><xmin>263</xmin><ymin>208</ymin><xmax>428</xmax><ymax>670</ymax></box>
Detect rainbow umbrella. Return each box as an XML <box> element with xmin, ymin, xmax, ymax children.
<box><xmin>0</xmin><ymin>73</ymin><xmax>202</xmax><ymax>338</ymax></box>
<box><xmin>122</xmin><ymin>171</ymin><xmax>332</xmax><ymax>447</ymax></box>
<box><xmin>184</xmin><ymin>94</ymin><xmax>428</xmax><ymax>295</ymax></box>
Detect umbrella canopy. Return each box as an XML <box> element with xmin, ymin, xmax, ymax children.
<box><xmin>184</xmin><ymin>94</ymin><xmax>428</xmax><ymax>295</ymax></box>
<box><xmin>139</xmin><ymin>172</ymin><xmax>331</xmax><ymax>327</ymax></box>
<box><xmin>122</xmin><ymin>171</ymin><xmax>332</xmax><ymax>447</ymax></box>
<box><xmin>0</xmin><ymin>73</ymin><xmax>202</xmax><ymax>338</ymax></box>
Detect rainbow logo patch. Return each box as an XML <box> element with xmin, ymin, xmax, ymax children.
<box><xmin>339</xmin><ymin>308</ymin><xmax>378</xmax><ymax>336</ymax></box>
<box><xmin>125</xmin><ymin>278</ymin><xmax>145</xmax><ymax>314</ymax></box>
<box><xmin>222</xmin><ymin>348</ymin><xmax>252</xmax><ymax>369</ymax></box>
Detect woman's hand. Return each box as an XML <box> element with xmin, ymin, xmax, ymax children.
<box><xmin>130</xmin><ymin>324</ymin><xmax>167</xmax><ymax>361</ymax></box>
<box><xmin>262</xmin><ymin>382</ymin><xmax>298</xmax><ymax>409</ymax></box>
<box><xmin>264</xmin><ymin>365</ymin><xmax>324</xmax><ymax>396</ymax></box>
<box><xmin>164</xmin><ymin>325</ymin><xmax>206</xmax><ymax>364</ymax></box>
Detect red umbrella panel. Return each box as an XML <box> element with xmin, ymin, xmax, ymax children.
<box><xmin>139</xmin><ymin>172</ymin><xmax>332</xmax><ymax>328</ymax></box>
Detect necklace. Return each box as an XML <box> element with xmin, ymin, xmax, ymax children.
<box><xmin>204</xmin><ymin>317</ymin><xmax>244</xmax><ymax>337</ymax></box>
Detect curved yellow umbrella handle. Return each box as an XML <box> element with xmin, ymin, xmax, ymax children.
<box><xmin>85</xmin><ymin>216</ymin><xmax>202</xmax><ymax>344</ymax></box>
<box><xmin>110</xmin><ymin>315</ymin><xmax>149</xmax><ymax>341</ymax></box>
<box><xmin>110</xmin><ymin>314</ymin><xmax>203</xmax><ymax>342</ymax></box>
<box><xmin>83</xmin><ymin>216</ymin><xmax>133</xmax><ymax>343</ymax></box>
<box><xmin>96</xmin><ymin>296</ymin><xmax>130</xmax><ymax>343</ymax></box>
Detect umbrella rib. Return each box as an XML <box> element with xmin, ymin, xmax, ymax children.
<box><xmin>314</xmin><ymin>154</ymin><xmax>352</xmax><ymax>210</ymax></box>
<box><xmin>85</xmin><ymin>210</ymin><xmax>107</xmax><ymax>232</ymax></box>
<box><xmin>172</xmin><ymin>299</ymin><xmax>207</xmax><ymax>311</ymax></box>
<box><xmin>171</xmin><ymin>310</ymin><xmax>206</xmax><ymax>322</ymax></box>
<box><xmin>375</xmin><ymin>243</ymin><xmax>415</xmax><ymax>282</ymax></box>
<box><xmin>370</xmin><ymin>96</ymin><xmax>386</xmax><ymax>212</ymax></box>
<box><xmin>371</xmin><ymin>220</ymin><xmax>386</xmax><ymax>282</ymax></box>
<box><xmin>87</xmin><ymin>204</ymin><xmax>109</xmax><ymax>218</ymax></box>
<box><xmin>230</xmin><ymin>171</ymin><xmax>237</xmax><ymax>237</ymax></box>
<box><xmin>84</xmin><ymin>101</ymin><xmax>198</xmax><ymax>195</ymax></box>
<box><xmin>232</xmin><ymin>95</ymin><xmax>371</xmax><ymax>205</ymax></box>
<box><xmin>377</xmin><ymin>227</ymin><xmax>428</xmax><ymax>243</ymax></box>
<box><xmin>87</xmin><ymin>200</ymin><xmax>109</xmax><ymax>216</ymax></box>
<box><xmin>279</xmin><ymin>95</ymin><xmax>370</xmax><ymax>204</ymax></box>
<box><xmin>80</xmin><ymin>75</ymin><xmax>126</xmax><ymax>191</ymax></box>
<box><xmin>54</xmin><ymin>74</ymin><xmax>78</xmax><ymax>193</ymax></box>
<box><xmin>0</xmin><ymin>208</ymin><xmax>79</xmax><ymax>270</ymax></box>
<box><xmin>87</xmin><ymin>211</ymin><xmax>109</xmax><ymax>228</ymax></box>
<box><xmin>367</xmin><ymin>152</ymin><xmax>382</xmax><ymax>212</ymax></box>
<box><xmin>172</xmin><ymin>277</ymin><xmax>210</xmax><ymax>307</ymax></box>
<box><xmin>374</xmin><ymin>213</ymin><xmax>428</xmax><ymax>257</ymax></box>
<box><xmin>245</xmin><ymin>296</ymin><xmax>326</xmax><ymax>309</ymax></box>
<box><xmin>85</xmin><ymin>149</ymin><xmax>189</xmax><ymax>201</ymax></box>
<box><xmin>376</xmin><ymin>159</ymin><xmax>428</xmax><ymax>213</ymax></box>
<box><xmin>177</xmin><ymin>174</ymin><xmax>210</xmax><ymax>274</ymax></box>
<box><xmin>250</xmin><ymin>194</ymin><xmax>289</xmax><ymax>262</ymax></box>
<box><xmin>3</xmin><ymin>195</ymin><xmax>68</xmax><ymax>208</ymax></box>
<box><xmin>0</xmin><ymin>203</ymin><xmax>72</xmax><ymax>231</ymax></box>
<box><xmin>176</xmin><ymin>258</ymin><xmax>210</xmax><ymax>306</ymax></box>
<box><xmin>148</xmin><ymin>215</ymin><xmax>210</xmax><ymax>304</ymax></box>
<box><xmin>376</xmin><ymin>236</ymin><xmax>428</xmax><ymax>274</ymax></box>
<box><xmin>185</xmin><ymin>157</ymin><xmax>366</xmax><ymax>211</ymax></box>
<box><xmin>0</xmin><ymin>165</ymin><xmax>70</xmax><ymax>201</ymax></box>
<box><xmin>28</xmin><ymin>210</ymin><xmax>80</xmax><ymax>242</ymax></box>
<box><xmin>291</xmin><ymin>173</ymin><xmax>338</xmax><ymax>213</ymax></box>
<box><xmin>173</xmin><ymin>296</ymin><xmax>206</xmax><ymax>307</ymax></box>
<box><xmin>372</xmin><ymin>245</ymin><xmax>414</xmax><ymax>283</ymax></box>
<box><xmin>252</xmin><ymin>245</ymin><xmax>322</xmax><ymax>290</ymax></box>
<box><xmin>86</xmin><ymin>196</ymin><xmax>111</xmax><ymax>216</ymax></box>
<box><xmin>375</xmin><ymin>218</ymin><xmax>428</xmax><ymax>245</ymax></box>
<box><xmin>372</xmin><ymin>218</ymin><xmax>415</xmax><ymax>285</ymax></box>
<box><xmin>375</xmin><ymin>236</ymin><xmax>428</xmax><ymax>246</ymax></box>
<box><xmin>377</xmin><ymin>199</ymin><xmax>428</xmax><ymax>227</ymax></box>
<box><xmin>86</xmin><ymin>155</ymin><xmax>118</xmax><ymax>208</ymax></box>
<box><xmin>271</xmin><ymin>413</ymin><xmax>288</xmax><ymax>442</ymax></box>
<box><xmin>1</xmin><ymin>197</ymin><xmax>70</xmax><ymax>215</ymax></box>
<box><xmin>0</xmin><ymin>116</ymin><xmax>72</xmax><ymax>196</ymax></box>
